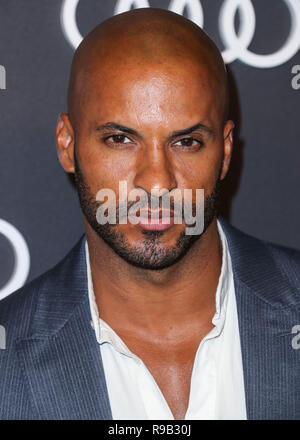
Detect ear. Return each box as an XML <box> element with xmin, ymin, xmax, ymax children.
<box><xmin>56</xmin><ymin>112</ymin><xmax>75</xmax><ymax>173</ymax></box>
<box><xmin>220</xmin><ymin>120</ymin><xmax>234</xmax><ymax>181</ymax></box>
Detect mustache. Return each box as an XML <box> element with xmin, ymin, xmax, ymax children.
<box><xmin>114</xmin><ymin>193</ymin><xmax>199</xmax><ymax>223</ymax></box>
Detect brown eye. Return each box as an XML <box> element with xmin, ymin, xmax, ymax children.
<box><xmin>174</xmin><ymin>138</ymin><xmax>203</xmax><ymax>148</ymax></box>
<box><xmin>106</xmin><ymin>134</ymin><xmax>131</xmax><ymax>144</ymax></box>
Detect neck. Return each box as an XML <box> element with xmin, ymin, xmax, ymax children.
<box><xmin>85</xmin><ymin>217</ymin><xmax>222</xmax><ymax>341</ymax></box>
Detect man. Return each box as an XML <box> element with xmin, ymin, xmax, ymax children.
<box><xmin>0</xmin><ymin>8</ymin><xmax>300</xmax><ymax>420</ymax></box>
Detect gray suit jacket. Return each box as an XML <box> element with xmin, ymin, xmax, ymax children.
<box><xmin>1</xmin><ymin>218</ymin><xmax>300</xmax><ymax>420</ymax></box>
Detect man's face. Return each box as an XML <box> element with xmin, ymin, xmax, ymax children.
<box><xmin>58</xmin><ymin>57</ymin><xmax>233</xmax><ymax>270</ymax></box>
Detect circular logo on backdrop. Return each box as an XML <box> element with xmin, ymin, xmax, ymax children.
<box><xmin>0</xmin><ymin>219</ymin><xmax>30</xmax><ymax>301</ymax></box>
<box><xmin>61</xmin><ymin>0</ymin><xmax>300</xmax><ymax>68</ymax></box>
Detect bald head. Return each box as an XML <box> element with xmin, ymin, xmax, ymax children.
<box><xmin>67</xmin><ymin>8</ymin><xmax>228</xmax><ymax>127</ymax></box>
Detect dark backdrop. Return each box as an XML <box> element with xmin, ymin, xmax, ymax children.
<box><xmin>0</xmin><ymin>0</ymin><xmax>299</xmax><ymax>300</ymax></box>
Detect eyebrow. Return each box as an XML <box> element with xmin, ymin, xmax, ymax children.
<box><xmin>96</xmin><ymin>122</ymin><xmax>139</xmax><ymax>136</ymax></box>
<box><xmin>171</xmin><ymin>122</ymin><xmax>214</xmax><ymax>137</ymax></box>
<box><xmin>95</xmin><ymin>121</ymin><xmax>214</xmax><ymax>138</ymax></box>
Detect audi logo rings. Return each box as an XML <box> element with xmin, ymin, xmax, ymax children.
<box><xmin>61</xmin><ymin>0</ymin><xmax>300</xmax><ymax>68</ymax></box>
<box><xmin>0</xmin><ymin>220</ymin><xmax>30</xmax><ymax>300</ymax></box>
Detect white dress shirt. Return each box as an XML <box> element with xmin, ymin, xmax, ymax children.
<box><xmin>86</xmin><ymin>221</ymin><xmax>247</xmax><ymax>420</ymax></box>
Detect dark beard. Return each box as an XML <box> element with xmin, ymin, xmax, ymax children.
<box><xmin>74</xmin><ymin>151</ymin><xmax>221</xmax><ymax>270</ymax></box>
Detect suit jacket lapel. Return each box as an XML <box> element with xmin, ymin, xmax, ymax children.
<box><xmin>15</xmin><ymin>236</ymin><xmax>112</xmax><ymax>420</ymax></box>
<box><xmin>221</xmin><ymin>218</ymin><xmax>300</xmax><ymax>420</ymax></box>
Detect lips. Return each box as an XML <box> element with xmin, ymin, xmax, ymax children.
<box><xmin>137</xmin><ymin>209</ymin><xmax>175</xmax><ymax>231</ymax></box>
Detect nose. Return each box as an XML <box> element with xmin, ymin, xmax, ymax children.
<box><xmin>133</xmin><ymin>142</ymin><xmax>177</xmax><ymax>195</ymax></box>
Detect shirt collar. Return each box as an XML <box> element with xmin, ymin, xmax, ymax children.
<box><xmin>86</xmin><ymin>240</ymin><xmax>137</xmax><ymax>358</ymax></box>
<box><xmin>212</xmin><ymin>220</ymin><xmax>232</xmax><ymax>333</ymax></box>
<box><xmin>86</xmin><ymin>219</ymin><xmax>233</xmax><ymax>352</ymax></box>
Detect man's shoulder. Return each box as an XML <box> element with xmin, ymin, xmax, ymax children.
<box><xmin>263</xmin><ymin>239</ymin><xmax>300</xmax><ymax>293</ymax></box>
<box><xmin>220</xmin><ymin>217</ymin><xmax>300</xmax><ymax>261</ymax></box>
<box><xmin>0</xmin><ymin>274</ymin><xmax>50</xmax><ymax>344</ymax></box>
<box><xmin>0</xmin><ymin>235</ymin><xmax>86</xmax><ymax>338</ymax></box>
<box><xmin>260</xmin><ymin>238</ymin><xmax>300</xmax><ymax>286</ymax></box>
<box><xmin>220</xmin><ymin>218</ymin><xmax>300</xmax><ymax>302</ymax></box>
<box><xmin>265</xmin><ymin>238</ymin><xmax>300</xmax><ymax>265</ymax></box>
